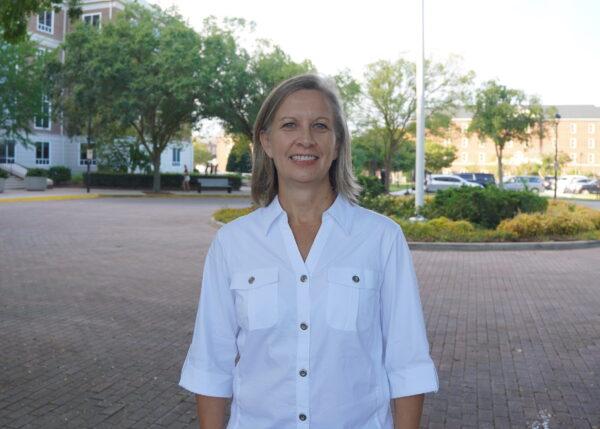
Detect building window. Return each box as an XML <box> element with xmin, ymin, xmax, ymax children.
<box><xmin>478</xmin><ymin>153</ymin><xmax>485</xmax><ymax>163</ymax></box>
<box><xmin>35</xmin><ymin>142</ymin><xmax>50</xmax><ymax>165</ymax></box>
<box><xmin>569</xmin><ymin>138</ymin><xmax>577</xmax><ymax>148</ymax></box>
<box><xmin>461</xmin><ymin>152</ymin><xmax>468</xmax><ymax>163</ymax></box>
<box><xmin>0</xmin><ymin>140</ymin><xmax>16</xmax><ymax>163</ymax></box>
<box><xmin>570</xmin><ymin>123</ymin><xmax>577</xmax><ymax>134</ymax></box>
<box><xmin>589</xmin><ymin>153</ymin><xmax>596</xmax><ymax>164</ymax></box>
<box><xmin>461</xmin><ymin>138</ymin><xmax>469</xmax><ymax>148</ymax></box>
<box><xmin>37</xmin><ymin>11</ymin><xmax>53</xmax><ymax>34</ymax></box>
<box><xmin>570</xmin><ymin>152</ymin><xmax>577</xmax><ymax>163</ymax></box>
<box><xmin>589</xmin><ymin>124</ymin><xmax>596</xmax><ymax>134</ymax></box>
<box><xmin>172</xmin><ymin>148</ymin><xmax>181</xmax><ymax>166</ymax></box>
<box><xmin>79</xmin><ymin>145</ymin><xmax>97</xmax><ymax>165</ymax></box>
<box><xmin>82</xmin><ymin>13</ymin><xmax>101</xmax><ymax>28</ymax></box>
<box><xmin>589</xmin><ymin>138</ymin><xmax>596</xmax><ymax>149</ymax></box>
<box><xmin>34</xmin><ymin>96</ymin><xmax>51</xmax><ymax>130</ymax></box>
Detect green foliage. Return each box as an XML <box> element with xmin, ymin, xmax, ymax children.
<box><xmin>193</xmin><ymin>138</ymin><xmax>215</xmax><ymax>168</ymax></box>
<box><xmin>48</xmin><ymin>166</ymin><xmax>71</xmax><ymax>185</ymax></box>
<box><xmin>333</xmin><ymin>69</ymin><xmax>361</xmax><ymax>122</ymax></box>
<box><xmin>51</xmin><ymin>4</ymin><xmax>202</xmax><ymax>192</ymax></box>
<box><xmin>468</xmin><ymin>80</ymin><xmax>543</xmax><ymax>185</ymax></box>
<box><xmin>0</xmin><ymin>169</ymin><xmax>9</xmax><ymax>179</ymax></box>
<box><xmin>26</xmin><ymin>168</ymin><xmax>48</xmax><ymax>177</ymax></box>
<box><xmin>214</xmin><ymin>206</ymin><xmax>257</xmax><ymax>223</ymax></box>
<box><xmin>0</xmin><ymin>0</ymin><xmax>81</xmax><ymax>43</ymax></box>
<box><xmin>539</xmin><ymin>152</ymin><xmax>570</xmax><ymax>177</ymax></box>
<box><xmin>95</xmin><ymin>137</ymin><xmax>152</xmax><ymax>174</ymax></box>
<box><xmin>226</xmin><ymin>136</ymin><xmax>252</xmax><ymax>173</ymax></box>
<box><xmin>425</xmin><ymin>141</ymin><xmax>457</xmax><ymax>173</ymax></box>
<box><xmin>85</xmin><ymin>172</ymin><xmax>242</xmax><ymax>190</ymax></box>
<box><xmin>357</xmin><ymin>175</ymin><xmax>385</xmax><ymax>199</ymax></box>
<box><xmin>497</xmin><ymin>201</ymin><xmax>600</xmax><ymax>239</ymax></box>
<box><xmin>360</xmin><ymin>194</ymin><xmax>434</xmax><ymax>219</ymax></box>
<box><xmin>427</xmin><ymin>186</ymin><xmax>548</xmax><ymax>229</ymax></box>
<box><xmin>0</xmin><ymin>35</ymin><xmax>46</xmax><ymax>147</ymax></box>
<box><xmin>198</xmin><ymin>18</ymin><xmax>313</xmax><ymax>140</ymax></box>
<box><xmin>364</xmin><ymin>56</ymin><xmax>473</xmax><ymax>190</ymax></box>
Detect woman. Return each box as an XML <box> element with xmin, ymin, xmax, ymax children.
<box><xmin>180</xmin><ymin>74</ymin><xmax>438</xmax><ymax>428</ymax></box>
<box><xmin>182</xmin><ymin>165</ymin><xmax>191</xmax><ymax>191</ymax></box>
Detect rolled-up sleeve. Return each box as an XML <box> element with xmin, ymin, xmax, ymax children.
<box><xmin>380</xmin><ymin>228</ymin><xmax>439</xmax><ymax>398</ymax></box>
<box><xmin>179</xmin><ymin>234</ymin><xmax>238</xmax><ymax>397</ymax></box>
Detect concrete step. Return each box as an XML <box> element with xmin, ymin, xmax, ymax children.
<box><xmin>4</xmin><ymin>177</ymin><xmax>25</xmax><ymax>190</ymax></box>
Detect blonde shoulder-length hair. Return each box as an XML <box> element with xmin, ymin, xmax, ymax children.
<box><xmin>251</xmin><ymin>73</ymin><xmax>361</xmax><ymax>207</ymax></box>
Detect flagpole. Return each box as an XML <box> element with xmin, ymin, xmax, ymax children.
<box><xmin>415</xmin><ymin>0</ymin><xmax>426</xmax><ymax>214</ymax></box>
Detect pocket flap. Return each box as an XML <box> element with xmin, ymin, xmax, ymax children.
<box><xmin>327</xmin><ymin>267</ymin><xmax>379</xmax><ymax>289</ymax></box>
<box><xmin>230</xmin><ymin>267</ymin><xmax>279</xmax><ymax>290</ymax></box>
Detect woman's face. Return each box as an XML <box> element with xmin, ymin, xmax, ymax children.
<box><xmin>260</xmin><ymin>89</ymin><xmax>339</xmax><ymax>191</ymax></box>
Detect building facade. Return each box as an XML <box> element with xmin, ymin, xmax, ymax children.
<box><xmin>0</xmin><ymin>0</ymin><xmax>192</xmax><ymax>175</ymax></box>
<box><xmin>438</xmin><ymin>105</ymin><xmax>600</xmax><ymax>177</ymax></box>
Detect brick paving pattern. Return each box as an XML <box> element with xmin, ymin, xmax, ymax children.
<box><xmin>0</xmin><ymin>198</ymin><xmax>599</xmax><ymax>428</ymax></box>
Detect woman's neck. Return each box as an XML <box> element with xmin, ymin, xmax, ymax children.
<box><xmin>278</xmin><ymin>183</ymin><xmax>336</xmax><ymax>226</ymax></box>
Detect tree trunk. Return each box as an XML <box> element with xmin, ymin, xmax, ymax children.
<box><xmin>152</xmin><ymin>156</ymin><xmax>161</xmax><ymax>192</ymax></box>
<box><xmin>497</xmin><ymin>150</ymin><xmax>504</xmax><ymax>189</ymax></box>
<box><xmin>383</xmin><ymin>155</ymin><xmax>391</xmax><ymax>192</ymax></box>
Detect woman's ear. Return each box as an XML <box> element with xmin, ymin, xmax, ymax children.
<box><xmin>259</xmin><ymin>130</ymin><xmax>273</xmax><ymax>158</ymax></box>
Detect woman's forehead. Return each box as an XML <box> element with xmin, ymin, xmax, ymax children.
<box><xmin>275</xmin><ymin>89</ymin><xmax>334</xmax><ymax>118</ymax></box>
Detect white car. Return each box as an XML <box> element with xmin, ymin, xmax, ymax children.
<box><xmin>425</xmin><ymin>174</ymin><xmax>483</xmax><ymax>192</ymax></box>
<box><xmin>564</xmin><ymin>178</ymin><xmax>594</xmax><ymax>193</ymax></box>
<box><xmin>556</xmin><ymin>175</ymin><xmax>588</xmax><ymax>193</ymax></box>
<box><xmin>503</xmin><ymin>176</ymin><xmax>545</xmax><ymax>193</ymax></box>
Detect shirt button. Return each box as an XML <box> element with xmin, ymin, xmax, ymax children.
<box><xmin>299</xmin><ymin>414</ymin><xmax>307</xmax><ymax>421</ymax></box>
<box><xmin>299</xmin><ymin>369</ymin><xmax>307</xmax><ymax>377</ymax></box>
<box><xmin>248</xmin><ymin>276</ymin><xmax>255</xmax><ymax>284</ymax></box>
<box><xmin>300</xmin><ymin>274</ymin><xmax>308</xmax><ymax>282</ymax></box>
<box><xmin>352</xmin><ymin>275</ymin><xmax>360</xmax><ymax>283</ymax></box>
<box><xmin>300</xmin><ymin>323</ymin><xmax>308</xmax><ymax>330</ymax></box>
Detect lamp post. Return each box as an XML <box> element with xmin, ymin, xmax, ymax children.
<box><xmin>414</xmin><ymin>0</ymin><xmax>426</xmax><ymax>219</ymax></box>
<box><xmin>553</xmin><ymin>112</ymin><xmax>561</xmax><ymax>199</ymax></box>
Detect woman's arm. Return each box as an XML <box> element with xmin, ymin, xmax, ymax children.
<box><xmin>196</xmin><ymin>394</ymin><xmax>228</xmax><ymax>429</ymax></box>
<box><xmin>393</xmin><ymin>394</ymin><xmax>424</xmax><ymax>429</ymax></box>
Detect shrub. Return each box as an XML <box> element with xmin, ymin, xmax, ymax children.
<box><xmin>48</xmin><ymin>166</ymin><xmax>71</xmax><ymax>185</ymax></box>
<box><xmin>360</xmin><ymin>194</ymin><xmax>427</xmax><ymax>219</ymax></box>
<box><xmin>26</xmin><ymin>168</ymin><xmax>48</xmax><ymax>177</ymax></box>
<box><xmin>0</xmin><ymin>170</ymin><xmax>8</xmax><ymax>179</ymax></box>
<box><xmin>84</xmin><ymin>172</ymin><xmax>242</xmax><ymax>190</ymax></box>
<box><xmin>214</xmin><ymin>206</ymin><xmax>256</xmax><ymax>223</ymax></box>
<box><xmin>357</xmin><ymin>175</ymin><xmax>385</xmax><ymax>199</ymax></box>
<box><xmin>427</xmin><ymin>186</ymin><xmax>548</xmax><ymax>228</ymax></box>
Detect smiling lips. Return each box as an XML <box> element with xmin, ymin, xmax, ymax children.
<box><xmin>289</xmin><ymin>154</ymin><xmax>319</xmax><ymax>166</ymax></box>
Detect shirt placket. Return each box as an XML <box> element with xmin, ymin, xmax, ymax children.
<box><xmin>278</xmin><ymin>213</ymin><xmax>333</xmax><ymax>428</ymax></box>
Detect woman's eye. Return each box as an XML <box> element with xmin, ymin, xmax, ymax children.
<box><xmin>282</xmin><ymin>122</ymin><xmax>296</xmax><ymax>129</ymax></box>
<box><xmin>314</xmin><ymin>122</ymin><xmax>328</xmax><ymax>130</ymax></box>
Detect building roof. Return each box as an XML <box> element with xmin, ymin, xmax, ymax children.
<box><xmin>454</xmin><ymin>105</ymin><xmax>600</xmax><ymax>120</ymax></box>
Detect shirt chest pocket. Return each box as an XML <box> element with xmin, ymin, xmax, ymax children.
<box><xmin>230</xmin><ymin>267</ymin><xmax>279</xmax><ymax>331</ymax></box>
<box><xmin>326</xmin><ymin>267</ymin><xmax>380</xmax><ymax>331</ymax></box>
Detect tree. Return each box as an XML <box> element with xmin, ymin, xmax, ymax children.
<box><xmin>193</xmin><ymin>137</ymin><xmax>214</xmax><ymax>171</ymax></box>
<box><xmin>0</xmin><ymin>34</ymin><xmax>46</xmax><ymax>147</ymax></box>
<box><xmin>55</xmin><ymin>4</ymin><xmax>202</xmax><ymax>192</ymax></box>
<box><xmin>363</xmin><ymin>56</ymin><xmax>473</xmax><ymax>191</ymax></box>
<box><xmin>468</xmin><ymin>81</ymin><xmax>543</xmax><ymax>186</ymax></box>
<box><xmin>532</xmin><ymin>105</ymin><xmax>558</xmax><ymax>153</ymax></box>
<box><xmin>425</xmin><ymin>141</ymin><xmax>457</xmax><ymax>173</ymax></box>
<box><xmin>226</xmin><ymin>136</ymin><xmax>252</xmax><ymax>173</ymax></box>
<box><xmin>540</xmin><ymin>152</ymin><xmax>570</xmax><ymax>177</ymax></box>
<box><xmin>0</xmin><ymin>1</ymin><xmax>81</xmax><ymax>43</ymax></box>
<box><xmin>197</xmin><ymin>19</ymin><xmax>313</xmax><ymax>142</ymax></box>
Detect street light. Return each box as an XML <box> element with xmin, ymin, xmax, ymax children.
<box><xmin>553</xmin><ymin>112</ymin><xmax>561</xmax><ymax>199</ymax></box>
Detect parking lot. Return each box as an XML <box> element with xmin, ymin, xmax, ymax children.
<box><xmin>1</xmin><ymin>197</ymin><xmax>599</xmax><ymax>428</ymax></box>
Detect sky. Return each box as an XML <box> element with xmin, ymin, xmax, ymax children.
<box><xmin>151</xmin><ymin>0</ymin><xmax>600</xmax><ymax>106</ymax></box>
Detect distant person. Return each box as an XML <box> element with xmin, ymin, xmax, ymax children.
<box><xmin>182</xmin><ymin>165</ymin><xmax>191</xmax><ymax>191</ymax></box>
<box><xmin>180</xmin><ymin>74</ymin><xmax>438</xmax><ymax>428</ymax></box>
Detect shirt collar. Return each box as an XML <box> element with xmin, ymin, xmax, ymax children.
<box><xmin>261</xmin><ymin>193</ymin><xmax>354</xmax><ymax>236</ymax></box>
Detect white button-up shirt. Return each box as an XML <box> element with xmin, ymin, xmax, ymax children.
<box><xmin>180</xmin><ymin>194</ymin><xmax>438</xmax><ymax>429</ymax></box>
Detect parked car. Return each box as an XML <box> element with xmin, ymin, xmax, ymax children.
<box><xmin>503</xmin><ymin>176</ymin><xmax>545</xmax><ymax>193</ymax></box>
<box><xmin>564</xmin><ymin>178</ymin><xmax>594</xmax><ymax>194</ymax></box>
<box><xmin>565</xmin><ymin>179</ymin><xmax>600</xmax><ymax>194</ymax></box>
<box><xmin>556</xmin><ymin>175</ymin><xmax>588</xmax><ymax>193</ymax></box>
<box><xmin>456</xmin><ymin>173</ymin><xmax>496</xmax><ymax>187</ymax></box>
<box><xmin>543</xmin><ymin>176</ymin><xmax>555</xmax><ymax>190</ymax></box>
<box><xmin>425</xmin><ymin>174</ymin><xmax>483</xmax><ymax>192</ymax></box>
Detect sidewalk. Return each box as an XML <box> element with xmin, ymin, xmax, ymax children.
<box><xmin>0</xmin><ymin>185</ymin><xmax>252</xmax><ymax>202</ymax></box>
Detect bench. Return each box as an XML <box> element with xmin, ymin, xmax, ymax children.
<box><xmin>196</xmin><ymin>177</ymin><xmax>232</xmax><ymax>193</ymax></box>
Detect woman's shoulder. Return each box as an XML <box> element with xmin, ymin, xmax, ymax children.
<box><xmin>351</xmin><ymin>203</ymin><xmax>401</xmax><ymax>235</ymax></box>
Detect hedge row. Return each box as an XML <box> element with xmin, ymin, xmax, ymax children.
<box><xmin>84</xmin><ymin>172</ymin><xmax>242</xmax><ymax>190</ymax></box>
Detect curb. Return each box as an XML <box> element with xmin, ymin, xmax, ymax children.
<box><xmin>0</xmin><ymin>193</ymin><xmax>251</xmax><ymax>203</ymax></box>
<box><xmin>212</xmin><ymin>216</ymin><xmax>600</xmax><ymax>252</ymax></box>
<box><xmin>408</xmin><ymin>240</ymin><xmax>600</xmax><ymax>251</ymax></box>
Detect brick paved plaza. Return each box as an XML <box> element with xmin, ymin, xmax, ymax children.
<box><xmin>1</xmin><ymin>197</ymin><xmax>599</xmax><ymax>428</ymax></box>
